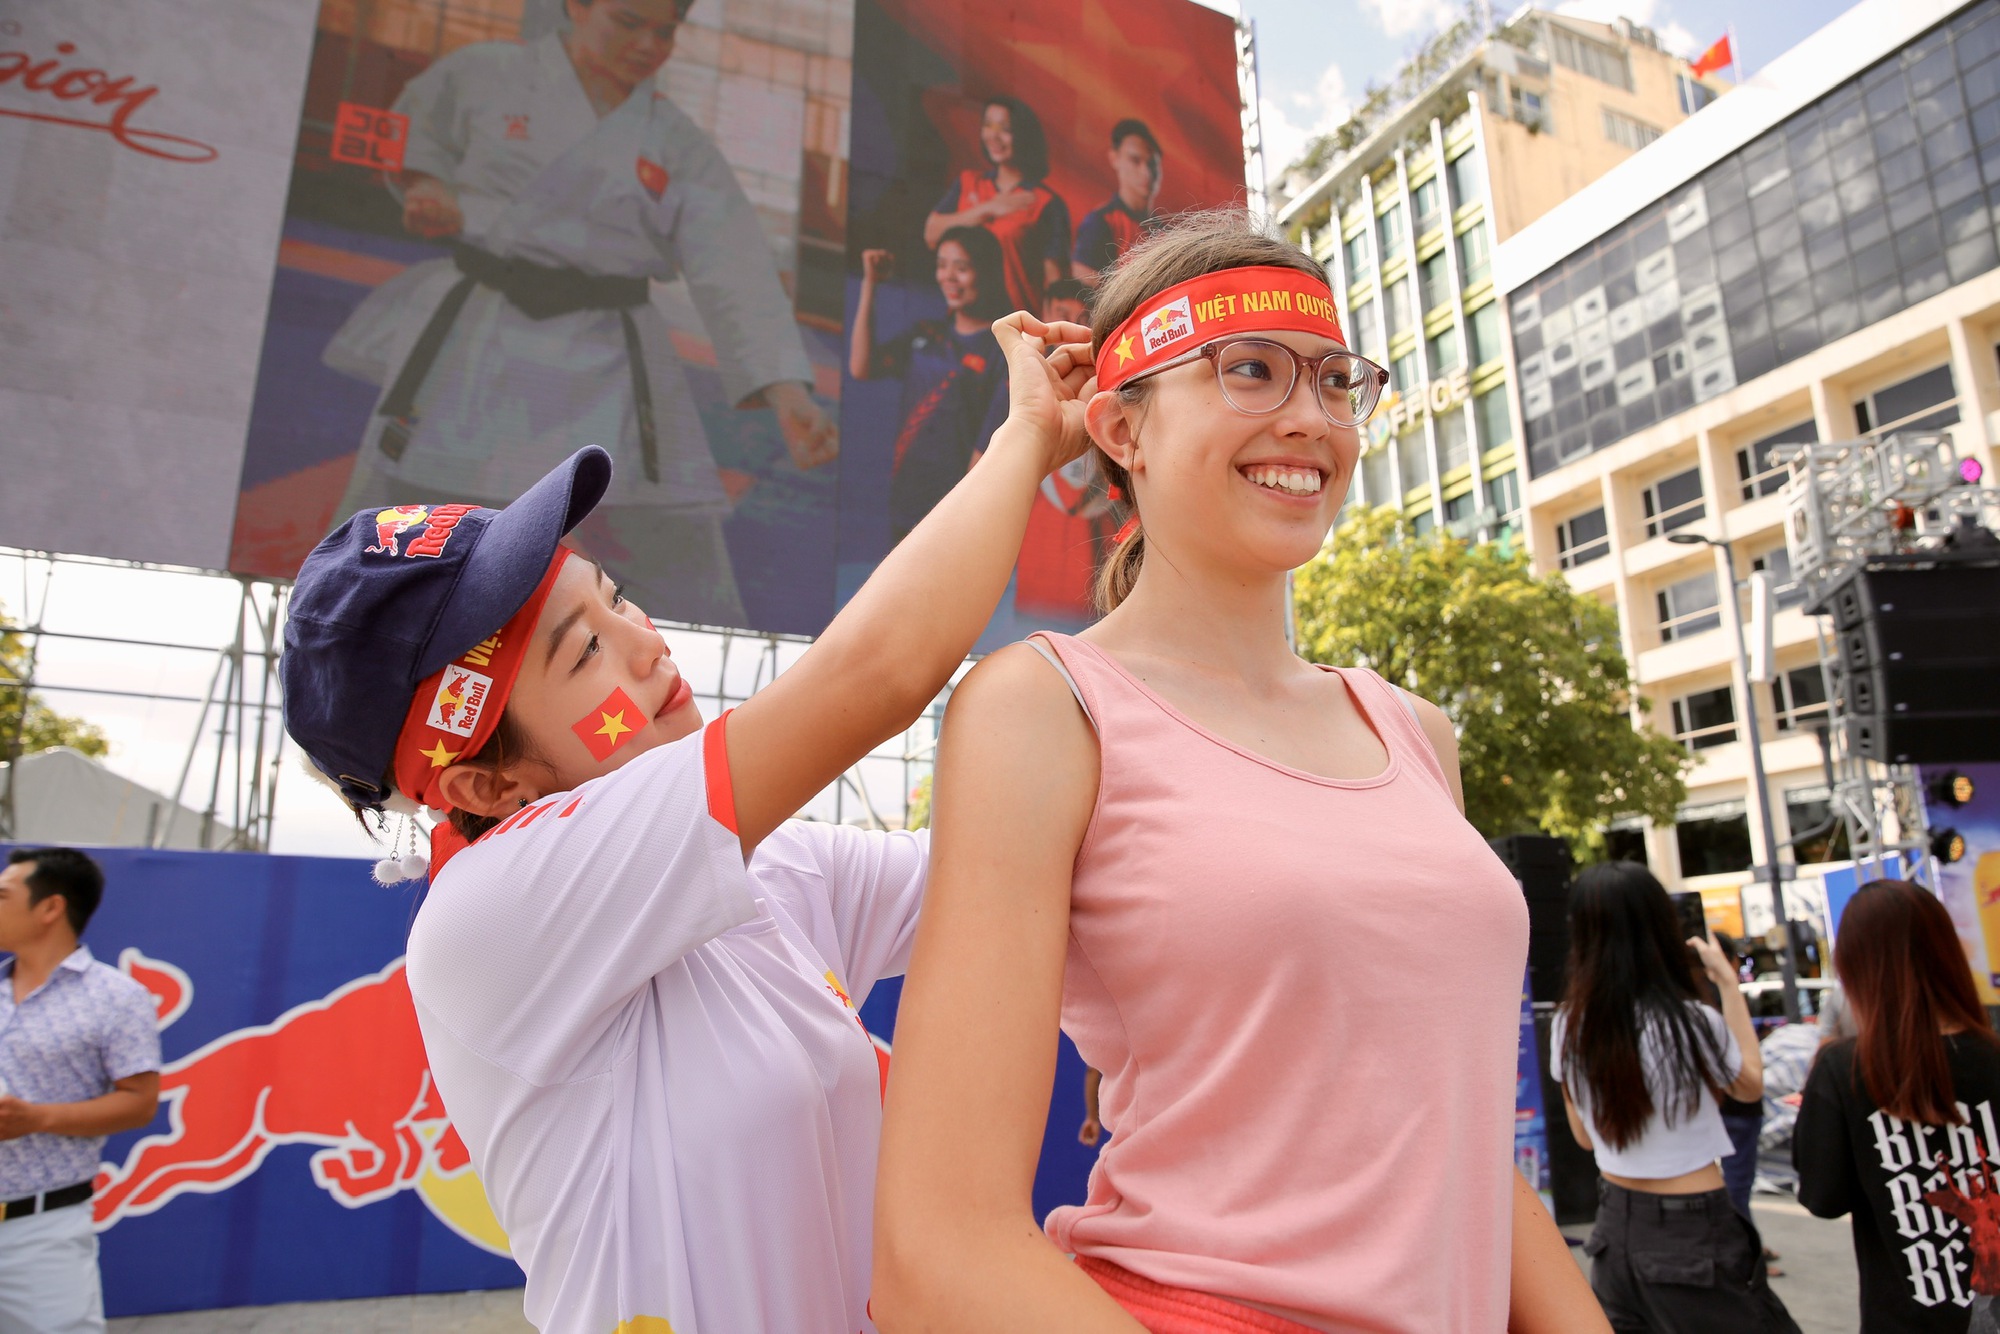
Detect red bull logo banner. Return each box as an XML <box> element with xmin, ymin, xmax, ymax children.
<box><xmin>66</xmin><ymin>848</ymin><xmax>524</xmax><ymax>1316</ymax></box>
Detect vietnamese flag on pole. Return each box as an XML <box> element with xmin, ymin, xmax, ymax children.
<box><xmin>1690</xmin><ymin>34</ymin><xmax>1733</xmax><ymax>78</ymax></box>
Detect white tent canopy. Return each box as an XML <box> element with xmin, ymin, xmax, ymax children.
<box><xmin>0</xmin><ymin>748</ymin><xmax>243</xmax><ymax>850</ymax></box>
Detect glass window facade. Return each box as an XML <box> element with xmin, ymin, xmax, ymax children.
<box><xmin>1379</xmin><ymin>202</ymin><xmax>1407</xmax><ymax>261</ymax></box>
<box><xmin>1344</xmin><ymin>228</ymin><xmax>1372</xmax><ymax>277</ymax></box>
<box><xmin>1437</xmin><ymin>408</ymin><xmax>1471</xmax><ymax>473</ymax></box>
<box><xmin>1414</xmin><ymin>177</ymin><xmax>1444</xmax><ymax>233</ymax></box>
<box><xmin>1557</xmin><ymin>507</ymin><xmax>1611</xmax><ymax>568</ymax></box>
<box><xmin>1398</xmin><ymin>428</ymin><xmax>1431</xmax><ymax>491</ymax></box>
<box><xmin>1352</xmin><ymin>298</ymin><xmax>1383</xmax><ymax>359</ymax></box>
<box><xmin>1386</xmin><ymin>277</ymin><xmax>1414</xmax><ymax>337</ymax></box>
<box><xmin>1448</xmin><ymin>148</ymin><xmax>1484</xmax><ymax>208</ymax></box>
<box><xmin>1855</xmin><ymin>363</ymin><xmax>1961</xmax><ymax>433</ymax></box>
<box><xmin>1737</xmin><ymin>420</ymin><xmax>1818</xmax><ymax>499</ymax></box>
<box><xmin>1551</xmin><ymin>25</ymin><xmax>1633</xmax><ymax>92</ymax></box>
<box><xmin>1678</xmin><ymin>803</ymin><xmax>1752</xmax><ymax>874</ymax></box>
<box><xmin>1515</xmin><ymin>0</ymin><xmax>2000</xmax><ymax>478</ymax></box>
<box><xmin>1469</xmin><ymin>302</ymin><xmax>1503</xmax><ymax>366</ymax></box>
<box><xmin>1458</xmin><ymin>221</ymin><xmax>1492</xmax><ymax>285</ymax></box>
<box><xmin>1362</xmin><ymin>445</ymin><xmax>1394</xmax><ymax>506</ymax></box>
<box><xmin>1603</xmin><ymin>108</ymin><xmax>1664</xmax><ymax>151</ymax></box>
<box><xmin>1750</xmin><ymin>544</ymin><xmax>1808</xmax><ymax>608</ymax></box>
<box><xmin>1642</xmin><ymin>466</ymin><xmax>1706</xmax><ymax>536</ymax></box>
<box><xmin>1657</xmin><ymin>571</ymin><xmax>1722</xmax><ymax>641</ymax></box>
<box><xmin>1474</xmin><ymin>383</ymin><xmax>1514</xmax><ymax>449</ymax></box>
<box><xmin>1771</xmin><ymin>664</ymin><xmax>1831</xmax><ymax>731</ymax></box>
<box><xmin>1429</xmin><ymin>325</ymin><xmax>1463</xmax><ymax>375</ymax></box>
<box><xmin>1488</xmin><ymin>469</ymin><xmax>1521</xmax><ymax>520</ymax></box>
<box><xmin>1419</xmin><ymin>249</ymin><xmax>1451</xmax><ymax>311</ymax></box>
<box><xmin>1671</xmin><ymin>688</ymin><xmax>1738</xmax><ymax>749</ymax></box>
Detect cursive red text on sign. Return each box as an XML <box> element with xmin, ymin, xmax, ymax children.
<box><xmin>0</xmin><ymin>40</ymin><xmax>219</xmax><ymax>163</ymax></box>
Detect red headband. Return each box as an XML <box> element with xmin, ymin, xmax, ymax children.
<box><xmin>392</xmin><ymin>548</ymin><xmax>572</xmax><ymax>812</ymax></box>
<box><xmin>1097</xmin><ymin>265</ymin><xmax>1345</xmax><ymax>394</ymax></box>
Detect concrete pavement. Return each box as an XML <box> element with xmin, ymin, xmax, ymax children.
<box><xmin>111</xmin><ymin>1192</ymin><xmax>1868</xmax><ymax>1333</ymax></box>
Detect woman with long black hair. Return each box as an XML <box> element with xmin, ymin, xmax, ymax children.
<box><xmin>1552</xmin><ymin>860</ymin><xmax>1797</xmax><ymax>1332</ymax></box>
<box><xmin>923</xmin><ymin>95</ymin><xmax>1072</xmax><ymax>313</ymax></box>
<box><xmin>1795</xmin><ymin>879</ymin><xmax>2000</xmax><ymax>1332</ymax></box>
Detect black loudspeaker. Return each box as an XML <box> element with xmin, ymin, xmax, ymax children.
<box><xmin>1534</xmin><ymin>1008</ymin><xmax>1601</xmax><ymax>1226</ymax></box>
<box><xmin>1491</xmin><ymin>835</ymin><xmax>1575</xmax><ymax>1005</ymax></box>
<box><xmin>1820</xmin><ymin>555</ymin><xmax>2000</xmax><ymax>764</ymax></box>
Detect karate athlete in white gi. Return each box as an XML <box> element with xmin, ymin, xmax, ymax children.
<box><xmin>325</xmin><ymin>0</ymin><xmax>835</xmax><ymax>625</ymax></box>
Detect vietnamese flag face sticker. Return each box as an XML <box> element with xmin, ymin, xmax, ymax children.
<box><xmin>573</xmin><ymin>687</ymin><xmax>646</xmax><ymax>762</ymax></box>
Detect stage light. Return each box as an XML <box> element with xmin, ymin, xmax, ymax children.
<box><xmin>1964</xmin><ymin>457</ymin><xmax>1986</xmax><ymax>484</ymax></box>
<box><xmin>1933</xmin><ymin>828</ymin><xmax>1968</xmax><ymax>864</ymax></box>
<box><xmin>1930</xmin><ymin>770</ymin><xmax>1977</xmax><ymax>808</ymax></box>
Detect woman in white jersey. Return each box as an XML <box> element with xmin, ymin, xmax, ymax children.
<box><xmin>281</xmin><ymin>311</ymin><xmax>1093</xmax><ymax>1334</ymax></box>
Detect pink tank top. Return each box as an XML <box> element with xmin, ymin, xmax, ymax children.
<box><xmin>1034</xmin><ymin>634</ymin><xmax>1529</xmax><ymax>1333</ymax></box>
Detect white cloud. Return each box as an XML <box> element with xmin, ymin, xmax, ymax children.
<box><xmin>1358</xmin><ymin>0</ymin><xmax>1462</xmax><ymax>40</ymax></box>
<box><xmin>1553</xmin><ymin>0</ymin><xmax>1704</xmax><ymax>59</ymax></box>
<box><xmin>1261</xmin><ymin>59</ymin><xmax>1352</xmax><ymax>177</ymax></box>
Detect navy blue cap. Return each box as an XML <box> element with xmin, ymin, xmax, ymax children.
<box><xmin>282</xmin><ymin>447</ymin><xmax>612</xmax><ymax>812</ymax></box>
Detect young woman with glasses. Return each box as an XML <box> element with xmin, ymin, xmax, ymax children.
<box><xmin>870</xmin><ymin>211</ymin><xmax>1605</xmax><ymax>1333</ymax></box>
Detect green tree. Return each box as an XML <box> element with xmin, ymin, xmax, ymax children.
<box><xmin>1293</xmin><ymin>507</ymin><xmax>1686</xmax><ymax>857</ymax></box>
<box><xmin>1</xmin><ymin>610</ymin><xmax>109</xmax><ymax>761</ymax></box>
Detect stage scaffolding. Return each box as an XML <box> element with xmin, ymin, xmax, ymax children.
<box><xmin>0</xmin><ymin>549</ymin><xmax>944</xmax><ymax>853</ymax></box>
<box><xmin>1778</xmin><ymin>432</ymin><xmax>2000</xmax><ymax>887</ymax></box>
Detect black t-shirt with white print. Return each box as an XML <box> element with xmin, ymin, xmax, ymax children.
<box><xmin>1794</xmin><ymin>1034</ymin><xmax>2000</xmax><ymax>1331</ymax></box>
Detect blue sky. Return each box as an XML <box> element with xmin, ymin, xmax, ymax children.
<box><xmin>1243</xmin><ymin>0</ymin><xmax>1857</xmax><ymax>174</ymax></box>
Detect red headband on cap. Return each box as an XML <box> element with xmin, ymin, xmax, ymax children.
<box><xmin>1096</xmin><ymin>265</ymin><xmax>1345</xmax><ymax>394</ymax></box>
<box><xmin>392</xmin><ymin>548</ymin><xmax>572</xmax><ymax>812</ymax></box>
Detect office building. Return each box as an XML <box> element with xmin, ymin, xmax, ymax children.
<box><xmin>1494</xmin><ymin>0</ymin><xmax>2000</xmax><ymax>891</ymax></box>
<box><xmin>1274</xmin><ymin>10</ymin><xmax>1726</xmax><ymax>542</ymax></box>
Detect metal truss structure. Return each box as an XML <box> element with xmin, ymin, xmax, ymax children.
<box><xmin>0</xmin><ymin>549</ymin><xmax>940</xmax><ymax>854</ymax></box>
<box><xmin>1777</xmin><ymin>432</ymin><xmax>2000</xmax><ymax>886</ymax></box>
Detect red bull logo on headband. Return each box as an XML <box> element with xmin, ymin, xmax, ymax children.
<box><xmin>427</xmin><ymin>664</ymin><xmax>494</xmax><ymax>738</ymax></box>
<box><xmin>1099</xmin><ymin>264</ymin><xmax>1347</xmax><ymax>394</ymax></box>
<box><xmin>1141</xmin><ymin>296</ymin><xmax>1195</xmax><ymax>354</ymax></box>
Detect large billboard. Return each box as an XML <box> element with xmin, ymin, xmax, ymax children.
<box><xmin>5</xmin><ymin>0</ymin><xmax>1245</xmax><ymax>639</ymax></box>
<box><xmin>837</xmin><ymin>0</ymin><xmax>1246</xmax><ymax>640</ymax></box>
<box><xmin>61</xmin><ymin>844</ymin><xmax>1102</xmax><ymax>1316</ymax></box>
<box><xmin>0</xmin><ymin>0</ymin><xmax>317</xmax><ymax>569</ymax></box>
<box><xmin>222</xmin><ymin>0</ymin><xmax>853</xmax><ymax>634</ymax></box>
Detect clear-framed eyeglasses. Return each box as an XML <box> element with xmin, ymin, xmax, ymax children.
<box><xmin>1126</xmin><ymin>338</ymin><xmax>1391</xmax><ymax>427</ymax></box>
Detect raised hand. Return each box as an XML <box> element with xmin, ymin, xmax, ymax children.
<box><xmin>991</xmin><ymin>312</ymin><xmax>1095</xmax><ymax>476</ymax></box>
<box><xmin>861</xmin><ymin>248</ymin><xmax>894</xmax><ymax>283</ymax></box>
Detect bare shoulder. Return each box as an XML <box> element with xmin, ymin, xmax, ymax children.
<box><xmin>948</xmin><ymin>642</ymin><xmax>1094</xmax><ymax>744</ymax></box>
<box><xmin>936</xmin><ymin>642</ymin><xmax>1099</xmax><ymax>817</ymax></box>
<box><xmin>1398</xmin><ymin>688</ymin><xmax>1465</xmax><ymax>810</ymax></box>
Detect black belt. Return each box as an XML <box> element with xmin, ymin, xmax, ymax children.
<box><xmin>1600</xmin><ymin>1180</ymin><xmax>1726</xmax><ymax>1212</ymax></box>
<box><xmin>375</xmin><ymin>243</ymin><xmax>659</xmax><ymax>482</ymax></box>
<box><xmin>1</xmin><ymin>1181</ymin><xmax>91</xmax><ymax>1222</ymax></box>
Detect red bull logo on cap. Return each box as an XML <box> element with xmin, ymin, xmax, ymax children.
<box><xmin>96</xmin><ymin>951</ymin><xmax>509</xmax><ymax>1257</ymax></box>
<box><xmin>362</xmin><ymin>503</ymin><xmax>478</xmax><ymax>560</ymax></box>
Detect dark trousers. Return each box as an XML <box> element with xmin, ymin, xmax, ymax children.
<box><xmin>1721</xmin><ymin>1109</ymin><xmax>1764</xmax><ymax>1217</ymax></box>
<box><xmin>1584</xmin><ymin>1182</ymin><xmax>1800</xmax><ymax>1334</ymax></box>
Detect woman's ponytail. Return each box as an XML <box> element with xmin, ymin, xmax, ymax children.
<box><xmin>1094</xmin><ymin>521</ymin><xmax>1144</xmax><ymax>613</ymax></box>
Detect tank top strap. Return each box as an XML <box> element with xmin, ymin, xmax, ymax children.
<box><xmin>1329</xmin><ymin>667</ymin><xmax>1453</xmax><ymax>795</ymax></box>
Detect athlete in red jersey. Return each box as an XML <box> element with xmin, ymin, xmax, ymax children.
<box><xmin>925</xmin><ymin>97</ymin><xmax>1072</xmax><ymax>314</ymax></box>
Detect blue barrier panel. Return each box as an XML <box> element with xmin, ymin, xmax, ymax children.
<box><xmin>7</xmin><ymin>846</ymin><xmax>1101</xmax><ymax>1317</ymax></box>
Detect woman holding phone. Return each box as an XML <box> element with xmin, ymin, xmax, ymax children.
<box><xmin>1552</xmin><ymin>861</ymin><xmax>1797</xmax><ymax>1332</ymax></box>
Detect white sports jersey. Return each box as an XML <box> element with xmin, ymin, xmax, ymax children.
<box><xmin>407</xmin><ymin>721</ymin><xmax>925</xmax><ymax>1334</ymax></box>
